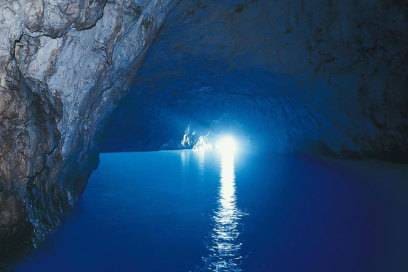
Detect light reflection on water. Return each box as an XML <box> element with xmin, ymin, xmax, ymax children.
<box><xmin>203</xmin><ymin>151</ymin><xmax>246</xmax><ymax>272</ymax></box>
<box><xmin>14</xmin><ymin>151</ymin><xmax>408</xmax><ymax>272</ymax></box>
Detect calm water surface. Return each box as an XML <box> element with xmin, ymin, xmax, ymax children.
<box><xmin>15</xmin><ymin>151</ymin><xmax>408</xmax><ymax>271</ymax></box>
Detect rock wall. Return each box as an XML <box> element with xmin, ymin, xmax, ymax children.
<box><xmin>0</xmin><ymin>0</ymin><xmax>174</xmax><ymax>258</ymax></box>
<box><xmin>103</xmin><ymin>0</ymin><xmax>408</xmax><ymax>161</ymax></box>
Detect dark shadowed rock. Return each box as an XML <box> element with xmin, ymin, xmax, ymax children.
<box><xmin>103</xmin><ymin>0</ymin><xmax>408</xmax><ymax>162</ymax></box>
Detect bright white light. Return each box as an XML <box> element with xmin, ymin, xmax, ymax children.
<box><xmin>216</xmin><ymin>135</ymin><xmax>238</xmax><ymax>155</ymax></box>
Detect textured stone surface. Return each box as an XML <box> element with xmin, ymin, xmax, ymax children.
<box><xmin>0</xmin><ymin>0</ymin><xmax>174</xmax><ymax>258</ymax></box>
<box><xmin>103</xmin><ymin>0</ymin><xmax>408</xmax><ymax>161</ymax></box>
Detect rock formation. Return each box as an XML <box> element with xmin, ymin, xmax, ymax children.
<box><xmin>103</xmin><ymin>0</ymin><xmax>408</xmax><ymax>161</ymax></box>
<box><xmin>0</xmin><ymin>0</ymin><xmax>174</xmax><ymax>259</ymax></box>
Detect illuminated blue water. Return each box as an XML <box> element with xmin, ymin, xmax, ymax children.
<box><xmin>16</xmin><ymin>151</ymin><xmax>408</xmax><ymax>271</ymax></box>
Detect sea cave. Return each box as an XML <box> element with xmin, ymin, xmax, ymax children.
<box><xmin>0</xmin><ymin>0</ymin><xmax>407</xmax><ymax>271</ymax></box>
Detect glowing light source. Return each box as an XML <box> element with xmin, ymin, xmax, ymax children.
<box><xmin>216</xmin><ymin>135</ymin><xmax>238</xmax><ymax>155</ymax></box>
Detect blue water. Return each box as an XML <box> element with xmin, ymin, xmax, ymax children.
<box><xmin>15</xmin><ymin>151</ymin><xmax>408</xmax><ymax>271</ymax></box>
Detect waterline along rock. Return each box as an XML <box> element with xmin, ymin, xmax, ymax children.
<box><xmin>0</xmin><ymin>0</ymin><xmax>175</xmax><ymax>257</ymax></box>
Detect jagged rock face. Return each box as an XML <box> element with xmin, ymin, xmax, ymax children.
<box><xmin>0</xmin><ymin>0</ymin><xmax>174</xmax><ymax>257</ymax></box>
<box><xmin>103</xmin><ymin>0</ymin><xmax>408</xmax><ymax>160</ymax></box>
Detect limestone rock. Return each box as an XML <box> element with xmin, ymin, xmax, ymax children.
<box><xmin>0</xmin><ymin>0</ymin><xmax>174</xmax><ymax>257</ymax></box>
